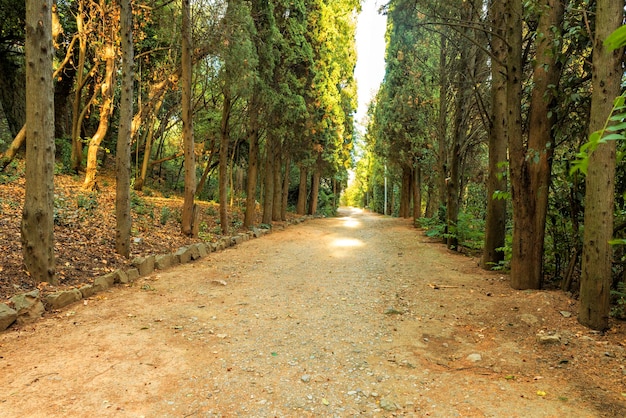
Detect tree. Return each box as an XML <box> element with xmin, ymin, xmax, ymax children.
<box><xmin>21</xmin><ymin>0</ymin><xmax>56</xmax><ymax>283</ymax></box>
<box><xmin>180</xmin><ymin>0</ymin><xmax>196</xmax><ymax>237</ymax></box>
<box><xmin>578</xmin><ymin>0</ymin><xmax>624</xmax><ymax>330</ymax></box>
<box><xmin>481</xmin><ymin>0</ymin><xmax>508</xmax><ymax>269</ymax></box>
<box><xmin>115</xmin><ymin>0</ymin><xmax>134</xmax><ymax>257</ymax></box>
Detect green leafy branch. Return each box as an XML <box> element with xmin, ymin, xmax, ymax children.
<box><xmin>570</xmin><ymin>25</ymin><xmax>626</xmax><ymax>175</ymax></box>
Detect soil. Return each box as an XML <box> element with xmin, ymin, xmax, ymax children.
<box><xmin>1</xmin><ymin>207</ymin><xmax>625</xmax><ymax>417</ymax></box>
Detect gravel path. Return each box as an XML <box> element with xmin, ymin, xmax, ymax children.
<box><xmin>0</xmin><ymin>208</ymin><xmax>622</xmax><ymax>417</ymax></box>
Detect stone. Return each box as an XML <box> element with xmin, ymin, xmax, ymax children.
<box><xmin>252</xmin><ymin>228</ymin><xmax>262</xmax><ymax>238</ymax></box>
<box><xmin>379</xmin><ymin>398</ymin><xmax>397</xmax><ymax>411</ymax></box>
<box><xmin>537</xmin><ymin>334</ymin><xmax>561</xmax><ymax>344</ymax></box>
<box><xmin>466</xmin><ymin>353</ymin><xmax>482</xmax><ymax>362</ymax></box>
<box><xmin>241</xmin><ymin>233</ymin><xmax>249</xmax><ymax>242</ymax></box>
<box><xmin>79</xmin><ymin>284</ymin><xmax>95</xmax><ymax>298</ymax></box>
<box><xmin>188</xmin><ymin>244</ymin><xmax>201</xmax><ymax>260</ymax></box>
<box><xmin>0</xmin><ymin>303</ymin><xmax>18</xmax><ymax>331</ymax></box>
<box><xmin>520</xmin><ymin>313</ymin><xmax>539</xmax><ymax>325</ymax></box>
<box><xmin>210</xmin><ymin>243</ymin><xmax>219</xmax><ymax>252</ymax></box>
<box><xmin>175</xmin><ymin>247</ymin><xmax>192</xmax><ymax>264</ymax></box>
<box><xmin>126</xmin><ymin>268</ymin><xmax>140</xmax><ymax>282</ymax></box>
<box><xmin>155</xmin><ymin>254</ymin><xmax>175</xmax><ymax>270</ymax></box>
<box><xmin>93</xmin><ymin>273</ymin><xmax>115</xmax><ymax>292</ymax></box>
<box><xmin>232</xmin><ymin>236</ymin><xmax>243</xmax><ymax>246</ymax></box>
<box><xmin>133</xmin><ymin>255</ymin><xmax>155</xmax><ymax>276</ymax></box>
<box><xmin>301</xmin><ymin>374</ymin><xmax>311</xmax><ymax>383</ymax></box>
<box><xmin>45</xmin><ymin>289</ymin><xmax>82</xmax><ymax>310</ymax></box>
<box><xmin>197</xmin><ymin>243</ymin><xmax>209</xmax><ymax>258</ymax></box>
<box><xmin>11</xmin><ymin>290</ymin><xmax>44</xmax><ymax>324</ymax></box>
<box><xmin>112</xmin><ymin>269</ymin><xmax>129</xmax><ymax>284</ymax></box>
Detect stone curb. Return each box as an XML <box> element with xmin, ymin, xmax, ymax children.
<box><xmin>0</xmin><ymin>215</ymin><xmax>312</xmax><ymax>332</ymax></box>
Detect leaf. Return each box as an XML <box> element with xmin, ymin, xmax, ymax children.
<box><xmin>322</xmin><ymin>398</ymin><xmax>330</xmax><ymax>405</ymax></box>
<box><xmin>604</xmin><ymin>25</ymin><xmax>626</xmax><ymax>51</ymax></box>
<box><xmin>537</xmin><ymin>390</ymin><xmax>547</xmax><ymax>397</ymax></box>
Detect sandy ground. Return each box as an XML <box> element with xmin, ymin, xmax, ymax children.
<box><xmin>1</xmin><ymin>207</ymin><xmax>625</xmax><ymax>417</ymax></box>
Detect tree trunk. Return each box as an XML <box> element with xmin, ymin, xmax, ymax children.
<box><xmin>509</xmin><ymin>0</ymin><xmax>563</xmax><ymax>288</ymax></box>
<box><xmin>115</xmin><ymin>0</ymin><xmax>134</xmax><ymax>258</ymax></box>
<box><xmin>400</xmin><ymin>166</ymin><xmax>411</xmax><ymax>218</ymax></box>
<box><xmin>309</xmin><ymin>159</ymin><xmax>321</xmax><ymax>216</ymax></box>
<box><xmin>244</xmin><ymin>100</ymin><xmax>260</xmax><ymax>228</ymax></box>
<box><xmin>262</xmin><ymin>139</ymin><xmax>275</xmax><ymax>225</ymax></box>
<box><xmin>22</xmin><ymin>0</ymin><xmax>56</xmax><ymax>283</ymax></box>
<box><xmin>437</xmin><ymin>33</ymin><xmax>448</xmax><ymax>212</ymax></box>
<box><xmin>82</xmin><ymin>40</ymin><xmax>116</xmax><ymax>191</ymax></box>
<box><xmin>180</xmin><ymin>0</ymin><xmax>196</xmax><ymax>237</ymax></box>
<box><xmin>134</xmin><ymin>98</ymin><xmax>164</xmax><ymax>191</ymax></box>
<box><xmin>71</xmin><ymin>2</ymin><xmax>88</xmax><ymax>172</ymax></box>
<box><xmin>281</xmin><ymin>152</ymin><xmax>291</xmax><ymax>221</ymax></box>
<box><xmin>481</xmin><ymin>0</ymin><xmax>508</xmax><ymax>269</ymax></box>
<box><xmin>296</xmin><ymin>164</ymin><xmax>308</xmax><ymax>215</ymax></box>
<box><xmin>219</xmin><ymin>91</ymin><xmax>232</xmax><ymax>235</ymax></box>
<box><xmin>505</xmin><ymin>0</ymin><xmax>531</xmax><ymax>289</ymax></box>
<box><xmin>579</xmin><ymin>0</ymin><xmax>623</xmax><ymax>330</ymax></box>
<box><xmin>412</xmin><ymin>165</ymin><xmax>421</xmax><ymax>223</ymax></box>
<box><xmin>272</xmin><ymin>142</ymin><xmax>282</xmax><ymax>222</ymax></box>
<box><xmin>0</xmin><ymin>126</ymin><xmax>26</xmax><ymax>171</ymax></box>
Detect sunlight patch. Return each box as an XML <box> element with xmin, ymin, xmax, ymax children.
<box><xmin>331</xmin><ymin>238</ymin><xmax>364</xmax><ymax>248</ymax></box>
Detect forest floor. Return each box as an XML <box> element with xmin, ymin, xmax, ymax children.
<box><xmin>0</xmin><ymin>200</ymin><xmax>626</xmax><ymax>416</ymax></box>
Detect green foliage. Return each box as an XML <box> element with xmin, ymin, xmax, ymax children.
<box><xmin>76</xmin><ymin>192</ymin><xmax>99</xmax><ymax>212</ymax></box>
<box><xmin>54</xmin><ymin>138</ymin><xmax>73</xmax><ymax>174</ymax></box>
<box><xmin>159</xmin><ymin>206</ymin><xmax>172</xmax><ymax>225</ymax></box>
<box><xmin>130</xmin><ymin>191</ymin><xmax>154</xmax><ymax>218</ymax></box>
<box><xmin>610</xmin><ymin>281</ymin><xmax>626</xmax><ymax>319</ymax></box>
<box><xmin>0</xmin><ymin>161</ymin><xmax>21</xmax><ymax>185</ymax></box>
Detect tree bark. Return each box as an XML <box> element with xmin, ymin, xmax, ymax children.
<box><xmin>272</xmin><ymin>143</ymin><xmax>282</xmax><ymax>222</ymax></box>
<box><xmin>296</xmin><ymin>164</ymin><xmax>308</xmax><ymax>215</ymax></box>
<box><xmin>180</xmin><ymin>0</ymin><xmax>196</xmax><ymax>236</ymax></box>
<box><xmin>509</xmin><ymin>0</ymin><xmax>564</xmax><ymax>288</ymax></box>
<box><xmin>578</xmin><ymin>0</ymin><xmax>623</xmax><ymax>330</ymax></box>
<box><xmin>219</xmin><ymin>91</ymin><xmax>232</xmax><ymax>235</ymax></box>
<box><xmin>481</xmin><ymin>0</ymin><xmax>508</xmax><ymax>269</ymax></box>
<box><xmin>281</xmin><ymin>152</ymin><xmax>291</xmax><ymax>221</ymax></box>
<box><xmin>82</xmin><ymin>39</ymin><xmax>116</xmax><ymax>191</ymax></box>
<box><xmin>505</xmin><ymin>0</ymin><xmax>530</xmax><ymax>289</ymax></box>
<box><xmin>244</xmin><ymin>98</ymin><xmax>260</xmax><ymax>228</ymax></box>
<box><xmin>115</xmin><ymin>0</ymin><xmax>134</xmax><ymax>258</ymax></box>
<box><xmin>22</xmin><ymin>0</ymin><xmax>56</xmax><ymax>283</ymax></box>
<box><xmin>412</xmin><ymin>165</ymin><xmax>421</xmax><ymax>223</ymax></box>
<box><xmin>262</xmin><ymin>138</ymin><xmax>275</xmax><ymax>225</ymax></box>
<box><xmin>309</xmin><ymin>157</ymin><xmax>321</xmax><ymax>216</ymax></box>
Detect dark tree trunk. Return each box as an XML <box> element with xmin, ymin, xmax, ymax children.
<box><xmin>296</xmin><ymin>164</ymin><xmax>308</xmax><ymax>215</ymax></box>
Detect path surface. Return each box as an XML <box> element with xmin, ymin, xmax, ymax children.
<box><xmin>1</xmin><ymin>208</ymin><xmax>624</xmax><ymax>417</ymax></box>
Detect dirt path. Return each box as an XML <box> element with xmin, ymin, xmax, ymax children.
<box><xmin>1</xmin><ymin>208</ymin><xmax>625</xmax><ymax>417</ymax></box>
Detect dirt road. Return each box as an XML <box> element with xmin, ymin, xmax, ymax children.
<box><xmin>1</xmin><ymin>208</ymin><xmax>625</xmax><ymax>417</ymax></box>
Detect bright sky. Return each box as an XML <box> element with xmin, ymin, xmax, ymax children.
<box><xmin>354</xmin><ymin>0</ymin><xmax>387</xmax><ymax>128</ymax></box>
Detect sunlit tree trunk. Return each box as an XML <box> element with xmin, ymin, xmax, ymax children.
<box><xmin>82</xmin><ymin>39</ymin><xmax>116</xmax><ymax>190</ymax></box>
<box><xmin>134</xmin><ymin>98</ymin><xmax>164</xmax><ymax>191</ymax></box>
<box><xmin>180</xmin><ymin>0</ymin><xmax>196</xmax><ymax>236</ymax></box>
<box><xmin>579</xmin><ymin>0</ymin><xmax>623</xmax><ymax>330</ymax></box>
<box><xmin>71</xmin><ymin>1</ymin><xmax>88</xmax><ymax>172</ymax></box>
<box><xmin>22</xmin><ymin>0</ymin><xmax>56</xmax><ymax>283</ymax></box>
<box><xmin>115</xmin><ymin>0</ymin><xmax>134</xmax><ymax>258</ymax></box>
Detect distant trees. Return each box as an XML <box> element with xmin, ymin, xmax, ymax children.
<box><xmin>350</xmin><ymin>0</ymin><xmax>626</xmax><ymax>328</ymax></box>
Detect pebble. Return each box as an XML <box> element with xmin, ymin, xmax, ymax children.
<box><xmin>466</xmin><ymin>353</ymin><xmax>482</xmax><ymax>362</ymax></box>
<box><xmin>301</xmin><ymin>374</ymin><xmax>311</xmax><ymax>383</ymax></box>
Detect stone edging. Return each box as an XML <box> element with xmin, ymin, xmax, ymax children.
<box><xmin>0</xmin><ymin>216</ymin><xmax>313</xmax><ymax>332</ymax></box>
